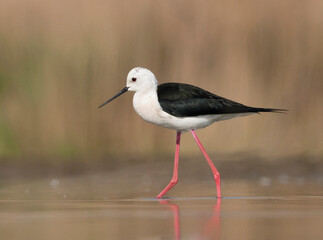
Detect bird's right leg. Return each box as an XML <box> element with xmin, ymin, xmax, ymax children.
<box><xmin>190</xmin><ymin>129</ymin><xmax>222</xmax><ymax>198</ymax></box>
<box><xmin>156</xmin><ymin>131</ymin><xmax>181</xmax><ymax>199</ymax></box>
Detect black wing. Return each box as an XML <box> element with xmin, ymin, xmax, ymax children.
<box><xmin>157</xmin><ymin>83</ymin><xmax>284</xmax><ymax>117</ymax></box>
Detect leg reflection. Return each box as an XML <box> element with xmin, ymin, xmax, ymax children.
<box><xmin>159</xmin><ymin>198</ymin><xmax>222</xmax><ymax>240</ymax></box>
<box><xmin>202</xmin><ymin>198</ymin><xmax>222</xmax><ymax>239</ymax></box>
<box><xmin>159</xmin><ymin>200</ymin><xmax>180</xmax><ymax>240</ymax></box>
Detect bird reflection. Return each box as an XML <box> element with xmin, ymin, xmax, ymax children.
<box><xmin>159</xmin><ymin>198</ymin><xmax>222</xmax><ymax>240</ymax></box>
<box><xmin>201</xmin><ymin>198</ymin><xmax>222</xmax><ymax>239</ymax></box>
<box><xmin>159</xmin><ymin>200</ymin><xmax>181</xmax><ymax>239</ymax></box>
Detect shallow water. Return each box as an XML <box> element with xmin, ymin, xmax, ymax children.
<box><xmin>1</xmin><ymin>196</ymin><xmax>322</xmax><ymax>240</ymax></box>
<box><xmin>1</xmin><ymin>156</ymin><xmax>323</xmax><ymax>240</ymax></box>
<box><xmin>1</xmin><ymin>170</ymin><xmax>323</xmax><ymax>240</ymax></box>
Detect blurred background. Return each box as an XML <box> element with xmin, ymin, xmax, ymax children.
<box><xmin>1</xmin><ymin>2</ymin><xmax>322</xmax><ymax>240</ymax></box>
<box><xmin>0</xmin><ymin>0</ymin><xmax>322</xmax><ymax>174</ymax></box>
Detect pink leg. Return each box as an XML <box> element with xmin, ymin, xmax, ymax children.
<box><xmin>156</xmin><ymin>131</ymin><xmax>181</xmax><ymax>199</ymax></box>
<box><xmin>190</xmin><ymin>130</ymin><xmax>222</xmax><ymax>198</ymax></box>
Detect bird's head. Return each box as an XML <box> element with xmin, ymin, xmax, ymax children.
<box><xmin>98</xmin><ymin>67</ymin><xmax>158</xmax><ymax>108</ymax></box>
<box><xmin>126</xmin><ymin>67</ymin><xmax>158</xmax><ymax>92</ymax></box>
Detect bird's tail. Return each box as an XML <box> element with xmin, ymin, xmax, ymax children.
<box><xmin>253</xmin><ymin>107</ymin><xmax>288</xmax><ymax>113</ymax></box>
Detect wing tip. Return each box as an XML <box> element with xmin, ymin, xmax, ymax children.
<box><xmin>256</xmin><ymin>108</ymin><xmax>288</xmax><ymax>114</ymax></box>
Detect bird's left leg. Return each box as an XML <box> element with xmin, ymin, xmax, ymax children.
<box><xmin>156</xmin><ymin>131</ymin><xmax>181</xmax><ymax>199</ymax></box>
<box><xmin>190</xmin><ymin>130</ymin><xmax>222</xmax><ymax>198</ymax></box>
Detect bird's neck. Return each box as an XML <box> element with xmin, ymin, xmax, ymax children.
<box><xmin>134</xmin><ymin>87</ymin><xmax>157</xmax><ymax>100</ymax></box>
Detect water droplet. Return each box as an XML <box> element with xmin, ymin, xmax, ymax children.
<box><xmin>50</xmin><ymin>179</ymin><xmax>60</xmax><ymax>188</ymax></box>
<box><xmin>259</xmin><ymin>177</ymin><xmax>271</xmax><ymax>186</ymax></box>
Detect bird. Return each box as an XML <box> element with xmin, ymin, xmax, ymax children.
<box><xmin>99</xmin><ymin>67</ymin><xmax>286</xmax><ymax>199</ymax></box>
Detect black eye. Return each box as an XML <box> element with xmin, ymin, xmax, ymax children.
<box><xmin>132</xmin><ymin>77</ymin><xmax>137</xmax><ymax>82</ymax></box>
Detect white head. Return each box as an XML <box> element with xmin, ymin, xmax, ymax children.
<box><xmin>126</xmin><ymin>67</ymin><xmax>158</xmax><ymax>92</ymax></box>
<box><xmin>98</xmin><ymin>67</ymin><xmax>158</xmax><ymax>108</ymax></box>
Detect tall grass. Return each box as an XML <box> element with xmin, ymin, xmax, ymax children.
<box><xmin>0</xmin><ymin>0</ymin><xmax>322</xmax><ymax>160</ymax></box>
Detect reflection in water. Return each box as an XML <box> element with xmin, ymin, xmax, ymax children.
<box><xmin>159</xmin><ymin>198</ymin><xmax>222</xmax><ymax>240</ymax></box>
<box><xmin>201</xmin><ymin>198</ymin><xmax>221</xmax><ymax>239</ymax></box>
<box><xmin>160</xmin><ymin>200</ymin><xmax>181</xmax><ymax>240</ymax></box>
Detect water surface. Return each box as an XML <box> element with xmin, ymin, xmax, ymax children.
<box><xmin>0</xmin><ymin>161</ymin><xmax>322</xmax><ymax>240</ymax></box>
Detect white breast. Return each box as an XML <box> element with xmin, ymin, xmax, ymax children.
<box><xmin>133</xmin><ymin>91</ymin><xmax>167</xmax><ymax>126</ymax></box>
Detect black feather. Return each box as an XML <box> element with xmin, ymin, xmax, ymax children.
<box><xmin>157</xmin><ymin>83</ymin><xmax>286</xmax><ymax>117</ymax></box>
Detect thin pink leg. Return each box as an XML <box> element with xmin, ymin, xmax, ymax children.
<box><xmin>190</xmin><ymin>130</ymin><xmax>222</xmax><ymax>198</ymax></box>
<box><xmin>156</xmin><ymin>131</ymin><xmax>181</xmax><ymax>199</ymax></box>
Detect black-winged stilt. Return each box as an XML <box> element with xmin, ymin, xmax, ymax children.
<box><xmin>99</xmin><ymin>67</ymin><xmax>286</xmax><ymax>199</ymax></box>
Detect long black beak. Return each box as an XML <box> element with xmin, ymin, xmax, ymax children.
<box><xmin>98</xmin><ymin>87</ymin><xmax>129</xmax><ymax>108</ymax></box>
